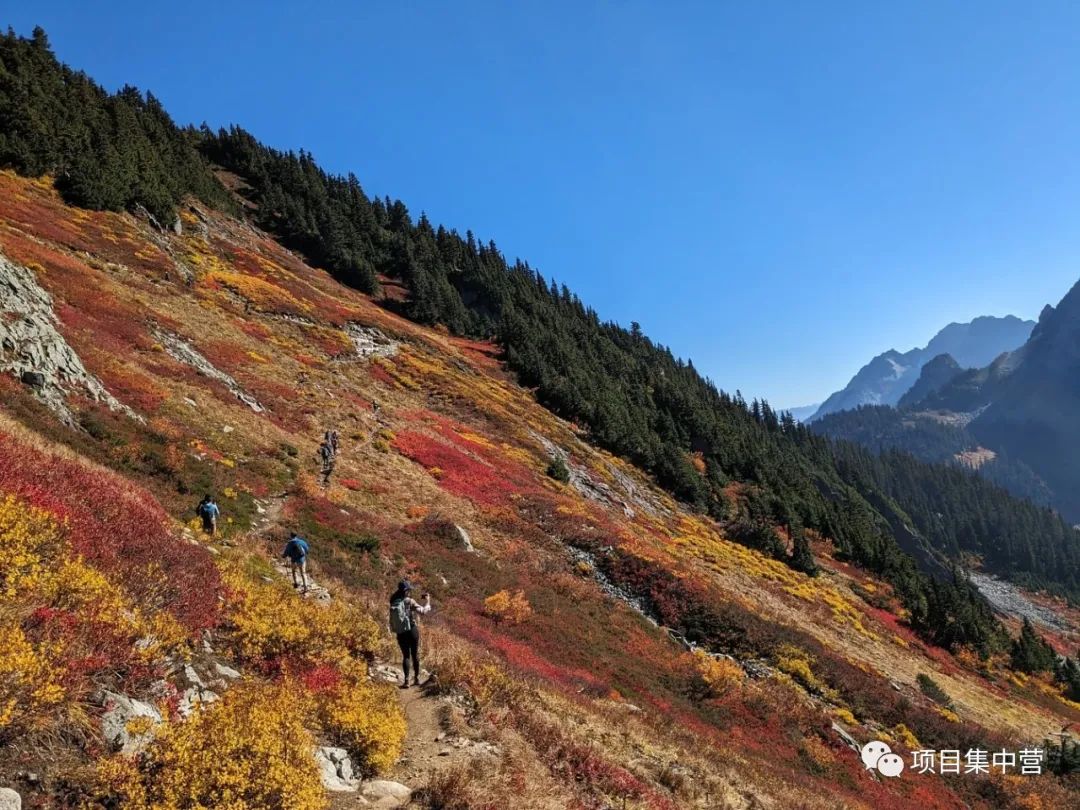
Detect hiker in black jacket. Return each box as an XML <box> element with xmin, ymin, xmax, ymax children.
<box><xmin>388</xmin><ymin>580</ymin><xmax>431</xmax><ymax>688</ymax></box>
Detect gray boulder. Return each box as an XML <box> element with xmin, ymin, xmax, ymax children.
<box><xmin>0</xmin><ymin>787</ymin><xmax>21</xmax><ymax>810</ymax></box>
<box><xmin>315</xmin><ymin>747</ymin><xmax>359</xmax><ymax>792</ymax></box>
<box><xmin>360</xmin><ymin>780</ymin><xmax>412</xmax><ymax>808</ymax></box>
<box><xmin>100</xmin><ymin>691</ymin><xmax>162</xmax><ymax>754</ymax></box>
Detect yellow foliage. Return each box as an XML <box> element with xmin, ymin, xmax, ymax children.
<box><xmin>832</xmin><ymin>708</ymin><xmax>857</xmax><ymax>726</ymax></box>
<box><xmin>0</xmin><ymin>494</ymin><xmax>180</xmax><ymax>736</ymax></box>
<box><xmin>690</xmin><ymin>651</ymin><xmax>744</xmax><ymax>699</ymax></box>
<box><xmin>482</xmin><ymin>589</ymin><xmax>532</xmax><ymax>625</ymax></box>
<box><xmin>0</xmin><ymin>495</ymin><xmax>65</xmax><ymax>598</ymax></box>
<box><xmin>223</xmin><ymin>565</ymin><xmax>380</xmax><ymax>666</ymax></box>
<box><xmin>91</xmin><ymin>681</ymin><xmax>326</xmax><ymax>810</ymax></box>
<box><xmin>893</xmin><ymin>723</ymin><xmax>920</xmax><ymax>749</ymax></box>
<box><xmin>313</xmin><ymin>662</ymin><xmax>406</xmax><ymax>774</ymax></box>
<box><xmin>0</xmin><ymin>622</ymin><xmax>66</xmax><ymax>731</ymax></box>
<box><xmin>775</xmin><ymin>644</ymin><xmax>836</xmax><ymax>699</ymax></box>
<box><xmin>935</xmin><ymin>706</ymin><xmax>961</xmax><ymax>723</ymax></box>
<box><xmin>205</xmin><ymin>269</ymin><xmax>310</xmax><ymax>315</ymax></box>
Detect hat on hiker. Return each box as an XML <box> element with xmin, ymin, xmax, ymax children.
<box><xmin>398</xmin><ymin>579</ymin><xmax>412</xmax><ymax>592</ymax></box>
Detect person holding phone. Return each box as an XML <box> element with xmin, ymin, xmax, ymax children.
<box><xmin>388</xmin><ymin>580</ymin><xmax>432</xmax><ymax>688</ymax></box>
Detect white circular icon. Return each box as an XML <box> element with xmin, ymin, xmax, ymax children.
<box><xmin>861</xmin><ymin>740</ymin><xmax>892</xmax><ymax>770</ymax></box>
<box><xmin>876</xmin><ymin>752</ymin><xmax>905</xmax><ymax>777</ymax></box>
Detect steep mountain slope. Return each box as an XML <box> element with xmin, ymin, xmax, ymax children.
<box><xmin>0</xmin><ymin>171</ymin><xmax>1079</xmax><ymax>808</ymax></box>
<box><xmin>897</xmin><ymin>353</ymin><xmax>963</xmax><ymax>409</ymax></box>
<box><xmin>968</xmin><ymin>282</ymin><xmax>1080</xmax><ymax>521</ymax></box>
<box><xmin>825</xmin><ymin>280</ymin><xmax>1080</xmax><ymax>524</ymax></box>
<box><xmin>810</xmin><ymin>316</ymin><xmax>1034</xmax><ymax>421</ymax></box>
<box><xmin>1</xmin><ymin>29</ymin><xmax>1079</xmax><ymax>807</ymax></box>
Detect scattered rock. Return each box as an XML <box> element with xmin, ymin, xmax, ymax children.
<box><xmin>343</xmin><ymin>324</ymin><xmax>400</xmax><ymax>360</ymax></box>
<box><xmin>100</xmin><ymin>691</ymin><xmax>162</xmax><ymax>754</ymax></box>
<box><xmin>1</xmin><ymin>252</ymin><xmax>140</xmax><ymax>424</ymax></box>
<box><xmin>371</xmin><ymin>663</ymin><xmax>403</xmax><ymax>685</ymax></box>
<box><xmin>184</xmin><ymin>664</ymin><xmax>205</xmax><ymax>689</ymax></box>
<box><xmin>359</xmin><ymin>780</ymin><xmax>412</xmax><ymax>808</ymax></box>
<box><xmin>214</xmin><ymin>662</ymin><xmax>241</xmax><ymax>680</ymax></box>
<box><xmin>453</xmin><ymin>524</ymin><xmax>475</xmax><ymax>553</ymax></box>
<box><xmin>153</xmin><ymin>328</ymin><xmax>264</xmax><ymax>412</ymax></box>
<box><xmin>178</xmin><ymin>685</ymin><xmax>219</xmax><ymax>718</ymax></box>
<box><xmin>0</xmin><ymin>787</ymin><xmax>20</xmax><ymax>810</ymax></box>
<box><xmin>315</xmin><ymin>746</ymin><xmax>359</xmax><ymax>792</ymax></box>
<box><xmin>831</xmin><ymin>722</ymin><xmax>861</xmax><ymax>754</ymax></box>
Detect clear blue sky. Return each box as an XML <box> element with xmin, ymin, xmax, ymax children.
<box><xmin>8</xmin><ymin>2</ymin><xmax>1080</xmax><ymax>407</ymax></box>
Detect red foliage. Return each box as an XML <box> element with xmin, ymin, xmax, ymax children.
<box><xmin>368</xmin><ymin>363</ymin><xmax>396</xmax><ymax>387</ymax></box>
<box><xmin>393</xmin><ymin>430</ymin><xmax>535</xmax><ymax>508</ymax></box>
<box><xmin>0</xmin><ymin>432</ymin><xmax>222</xmax><ymax>634</ymax></box>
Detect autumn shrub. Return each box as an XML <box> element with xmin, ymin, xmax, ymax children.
<box><xmin>0</xmin><ymin>493</ymin><xmax>183</xmax><ymax>739</ymax></box>
<box><xmin>222</xmin><ymin>564</ymin><xmax>380</xmax><ymax>669</ymax></box>
<box><xmin>482</xmin><ymin>589</ymin><xmax>533</xmax><ymax>625</ymax></box>
<box><xmin>916</xmin><ymin>672</ymin><xmax>953</xmax><ymax>707</ymax></box>
<box><xmin>0</xmin><ymin>434</ymin><xmax>222</xmax><ymax>634</ymax></box>
<box><xmin>415</xmin><ymin>762</ymin><xmax>480</xmax><ymax>810</ymax></box>
<box><xmin>0</xmin><ymin>621</ymin><xmax>66</xmax><ymax>734</ymax></box>
<box><xmin>682</xmin><ymin>650</ymin><xmax>744</xmax><ymax>700</ymax></box>
<box><xmin>89</xmin><ymin>680</ymin><xmax>326</xmax><ymax>810</ymax></box>
<box><xmin>546</xmin><ymin>457</ymin><xmax>570</xmax><ymax>483</ymax></box>
<box><xmin>311</xmin><ymin>660</ymin><xmax>406</xmax><ymax>774</ymax></box>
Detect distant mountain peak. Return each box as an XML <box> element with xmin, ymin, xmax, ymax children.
<box><xmin>809</xmin><ymin>315</ymin><xmax>1034</xmax><ymax>421</ymax></box>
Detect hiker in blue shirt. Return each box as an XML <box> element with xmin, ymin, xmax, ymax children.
<box><xmin>282</xmin><ymin>532</ymin><xmax>310</xmax><ymax>592</ymax></box>
<box><xmin>389</xmin><ymin>580</ymin><xmax>431</xmax><ymax>688</ymax></box>
<box><xmin>196</xmin><ymin>495</ymin><xmax>220</xmax><ymax>536</ymax></box>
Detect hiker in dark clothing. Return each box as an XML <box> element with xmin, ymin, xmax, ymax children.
<box><xmin>325</xmin><ymin>429</ymin><xmax>340</xmax><ymax>454</ymax></box>
<box><xmin>318</xmin><ymin>440</ymin><xmax>335</xmax><ymax>484</ymax></box>
<box><xmin>282</xmin><ymin>532</ymin><xmax>310</xmax><ymax>591</ymax></box>
<box><xmin>196</xmin><ymin>495</ymin><xmax>220</xmax><ymax>536</ymax></box>
<box><xmin>389</xmin><ymin>580</ymin><xmax>431</xmax><ymax>688</ymax></box>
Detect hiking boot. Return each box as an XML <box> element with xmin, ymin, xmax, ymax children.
<box><xmin>412</xmin><ymin>678</ymin><xmax>421</xmax><ymax>687</ymax></box>
<box><xmin>399</xmin><ymin>681</ymin><xmax>410</xmax><ymax>690</ymax></box>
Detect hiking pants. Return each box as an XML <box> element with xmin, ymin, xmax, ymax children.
<box><xmin>396</xmin><ymin>627</ymin><xmax>420</xmax><ymax>681</ymax></box>
<box><xmin>201</xmin><ymin>514</ymin><xmax>216</xmax><ymax>535</ymax></box>
<box><xmin>289</xmin><ymin>557</ymin><xmax>308</xmax><ymax>589</ymax></box>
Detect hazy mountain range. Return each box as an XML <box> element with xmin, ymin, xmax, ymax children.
<box><xmin>808</xmin><ymin>315</ymin><xmax>1035</xmax><ymax>422</ymax></box>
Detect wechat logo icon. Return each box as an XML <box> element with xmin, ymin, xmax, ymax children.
<box><xmin>861</xmin><ymin>740</ymin><xmax>905</xmax><ymax>778</ymax></box>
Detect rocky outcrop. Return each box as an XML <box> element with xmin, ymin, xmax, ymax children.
<box><xmin>453</xmin><ymin>523</ymin><xmax>475</xmax><ymax>553</ymax></box>
<box><xmin>315</xmin><ymin>747</ymin><xmax>360</xmax><ymax>792</ymax></box>
<box><xmin>100</xmin><ymin>690</ymin><xmax>162</xmax><ymax>754</ymax></box>
<box><xmin>532</xmin><ymin>430</ymin><xmax>668</xmax><ymax>519</ymax></box>
<box><xmin>344</xmin><ymin>324</ymin><xmax>400</xmax><ymax>359</ymax></box>
<box><xmin>0</xmin><ymin>788</ymin><xmax>20</xmax><ymax>810</ymax></box>
<box><xmin>153</xmin><ymin>328</ymin><xmax>264</xmax><ymax>412</ymax></box>
<box><xmin>0</xmin><ymin>252</ymin><xmax>137</xmax><ymax>424</ymax></box>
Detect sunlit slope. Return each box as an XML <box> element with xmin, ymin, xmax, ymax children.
<box><xmin>0</xmin><ymin>171</ymin><xmax>1077</xmax><ymax>808</ymax></box>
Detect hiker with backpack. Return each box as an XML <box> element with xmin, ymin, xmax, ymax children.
<box><xmin>389</xmin><ymin>580</ymin><xmax>431</xmax><ymax>688</ymax></box>
<box><xmin>318</xmin><ymin>439</ymin><xmax>335</xmax><ymax>485</ymax></box>
<box><xmin>325</xmin><ymin>428</ymin><xmax>340</xmax><ymax>455</ymax></box>
<box><xmin>282</xmin><ymin>531</ymin><xmax>310</xmax><ymax>591</ymax></box>
<box><xmin>196</xmin><ymin>494</ymin><xmax>220</xmax><ymax>536</ymax></box>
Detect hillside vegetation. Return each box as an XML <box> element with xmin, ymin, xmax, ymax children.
<box><xmin>1</xmin><ymin>27</ymin><xmax>1079</xmax><ymax>808</ymax></box>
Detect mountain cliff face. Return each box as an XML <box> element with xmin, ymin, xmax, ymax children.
<box><xmin>810</xmin><ymin>316</ymin><xmax>1034</xmax><ymax>421</ymax></box>
<box><xmin>967</xmin><ymin>281</ymin><xmax>1080</xmax><ymax>520</ymax></box>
